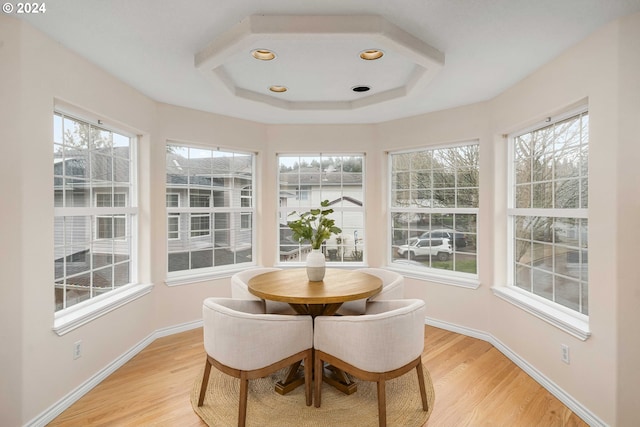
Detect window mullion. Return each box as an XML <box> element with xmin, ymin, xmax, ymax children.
<box><xmin>507</xmin><ymin>208</ymin><xmax>587</xmax><ymax>218</ymax></box>
<box><xmin>166</xmin><ymin>144</ymin><xmax>255</xmax><ymax>277</ymax></box>
<box><xmin>54</xmin><ymin>111</ymin><xmax>136</xmax><ymax>313</ymax></box>
<box><xmin>389</xmin><ymin>142</ymin><xmax>479</xmax><ymax>279</ymax></box>
<box><xmin>277</xmin><ymin>154</ymin><xmax>365</xmax><ymax>266</ymax></box>
<box><xmin>507</xmin><ymin>109</ymin><xmax>589</xmax><ymax>318</ymax></box>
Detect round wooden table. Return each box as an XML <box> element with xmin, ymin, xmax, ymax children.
<box><xmin>248</xmin><ymin>268</ymin><xmax>383</xmax><ymax>395</ymax></box>
<box><xmin>248</xmin><ymin>268</ymin><xmax>383</xmax><ymax>317</ymax></box>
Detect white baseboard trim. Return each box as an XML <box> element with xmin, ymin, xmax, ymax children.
<box><xmin>424</xmin><ymin>317</ymin><xmax>607</xmax><ymax>427</ymax></box>
<box><xmin>25</xmin><ymin>319</ymin><xmax>203</xmax><ymax>427</ymax></box>
<box><xmin>27</xmin><ymin>316</ymin><xmax>606</xmax><ymax>427</ymax></box>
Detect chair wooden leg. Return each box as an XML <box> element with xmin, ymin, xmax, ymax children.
<box><xmin>197</xmin><ymin>358</ymin><xmax>212</xmax><ymax>407</ymax></box>
<box><xmin>314</xmin><ymin>351</ymin><xmax>323</xmax><ymax>408</ymax></box>
<box><xmin>377</xmin><ymin>379</ymin><xmax>387</xmax><ymax>427</ymax></box>
<box><xmin>239</xmin><ymin>373</ymin><xmax>249</xmax><ymax>427</ymax></box>
<box><xmin>304</xmin><ymin>350</ymin><xmax>312</xmax><ymax>406</ymax></box>
<box><xmin>416</xmin><ymin>361</ymin><xmax>429</xmax><ymax>411</ymax></box>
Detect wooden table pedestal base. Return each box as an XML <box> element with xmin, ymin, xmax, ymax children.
<box><xmin>274</xmin><ymin>360</ymin><xmax>357</xmax><ymax>396</ymax></box>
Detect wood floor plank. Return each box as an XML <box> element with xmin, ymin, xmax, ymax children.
<box><xmin>47</xmin><ymin>326</ymin><xmax>588</xmax><ymax>427</ymax></box>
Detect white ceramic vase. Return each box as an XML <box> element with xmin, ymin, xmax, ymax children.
<box><xmin>306</xmin><ymin>248</ymin><xmax>326</xmax><ymax>281</ymax></box>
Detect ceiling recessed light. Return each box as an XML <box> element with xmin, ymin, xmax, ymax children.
<box><xmin>269</xmin><ymin>85</ymin><xmax>287</xmax><ymax>93</ymax></box>
<box><xmin>359</xmin><ymin>49</ymin><xmax>384</xmax><ymax>60</ymax></box>
<box><xmin>352</xmin><ymin>86</ymin><xmax>370</xmax><ymax>93</ymax></box>
<box><xmin>251</xmin><ymin>49</ymin><xmax>276</xmax><ymax>61</ymax></box>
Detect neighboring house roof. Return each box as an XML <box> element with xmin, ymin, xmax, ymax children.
<box><xmin>327</xmin><ymin>196</ymin><xmax>363</xmax><ymax>207</ymax></box>
<box><xmin>279</xmin><ymin>166</ymin><xmax>362</xmax><ymax>186</ymax></box>
<box><xmin>166</xmin><ymin>153</ymin><xmax>253</xmax><ymax>186</ymax></box>
<box><xmin>165</xmin><ymin>152</ymin><xmax>252</xmax><ymax>175</ymax></box>
<box><xmin>53</xmin><ymin>146</ymin><xmax>131</xmax><ymax>185</ymax></box>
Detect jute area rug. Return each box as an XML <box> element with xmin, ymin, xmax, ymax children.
<box><xmin>190</xmin><ymin>363</ymin><xmax>435</xmax><ymax>427</ymax></box>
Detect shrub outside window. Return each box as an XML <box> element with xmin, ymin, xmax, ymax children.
<box><xmin>278</xmin><ymin>154</ymin><xmax>365</xmax><ymax>264</ymax></box>
<box><xmin>53</xmin><ymin>112</ymin><xmax>136</xmax><ymax>311</ymax></box>
<box><xmin>166</xmin><ymin>144</ymin><xmax>255</xmax><ymax>274</ymax></box>
<box><xmin>509</xmin><ymin>110</ymin><xmax>589</xmax><ymax>315</ymax></box>
<box><xmin>389</xmin><ymin>143</ymin><xmax>479</xmax><ymax>278</ymax></box>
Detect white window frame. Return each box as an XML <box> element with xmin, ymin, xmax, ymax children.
<box><xmin>167</xmin><ymin>214</ymin><xmax>180</xmax><ymax>240</ymax></box>
<box><xmin>166</xmin><ymin>193</ymin><xmax>181</xmax><ymax>240</ymax></box>
<box><xmin>387</xmin><ymin>141</ymin><xmax>480</xmax><ymax>288</ymax></box>
<box><xmin>240</xmin><ymin>186</ymin><xmax>252</xmax><ymax>208</ymax></box>
<box><xmin>241</xmin><ymin>213</ymin><xmax>251</xmax><ymax>230</ymax></box>
<box><xmin>96</xmin><ymin>215</ymin><xmax>127</xmax><ymax>240</ymax></box>
<box><xmin>276</xmin><ymin>153</ymin><xmax>366</xmax><ymax>267</ymax></box>
<box><xmin>96</xmin><ymin>192</ymin><xmax>126</xmax><ymax>207</ymax></box>
<box><xmin>165</xmin><ymin>142</ymin><xmax>256</xmax><ymax>285</ymax></box>
<box><xmin>493</xmin><ymin>106</ymin><xmax>591</xmax><ymax>340</ymax></box>
<box><xmin>166</xmin><ymin>193</ymin><xmax>180</xmax><ymax>208</ymax></box>
<box><xmin>190</xmin><ymin>191</ymin><xmax>211</xmax><ymax>208</ymax></box>
<box><xmin>95</xmin><ymin>192</ymin><xmax>127</xmax><ymax>240</ymax></box>
<box><xmin>190</xmin><ymin>213</ymin><xmax>211</xmax><ymax>237</ymax></box>
<box><xmin>53</xmin><ymin>109</ymin><xmax>149</xmax><ymax>336</ymax></box>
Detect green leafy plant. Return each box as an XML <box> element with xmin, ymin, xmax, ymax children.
<box><xmin>287</xmin><ymin>200</ymin><xmax>342</xmax><ymax>250</ymax></box>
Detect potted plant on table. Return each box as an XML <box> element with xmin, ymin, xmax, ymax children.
<box><xmin>287</xmin><ymin>199</ymin><xmax>342</xmax><ymax>281</ymax></box>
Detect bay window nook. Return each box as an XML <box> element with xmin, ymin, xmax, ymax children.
<box><xmin>4</xmin><ymin>8</ymin><xmax>639</xmax><ymax>427</ymax></box>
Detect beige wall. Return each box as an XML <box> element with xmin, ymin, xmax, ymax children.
<box><xmin>488</xmin><ymin>17</ymin><xmax>621</xmax><ymax>423</ymax></box>
<box><xmin>0</xmin><ymin>14</ymin><xmax>160</xmax><ymax>425</ymax></box>
<box><xmin>614</xmin><ymin>13</ymin><xmax>640</xmax><ymax>427</ymax></box>
<box><xmin>0</xmin><ymin>15</ymin><xmax>26</xmax><ymax>427</ymax></box>
<box><xmin>376</xmin><ymin>103</ymin><xmax>493</xmax><ymax>333</ymax></box>
<box><xmin>1</xmin><ymin>11</ymin><xmax>639</xmax><ymax>427</ymax></box>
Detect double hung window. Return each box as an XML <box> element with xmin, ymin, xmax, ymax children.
<box><xmin>508</xmin><ymin>110</ymin><xmax>589</xmax><ymax>315</ymax></box>
<box><xmin>389</xmin><ymin>143</ymin><xmax>479</xmax><ymax>281</ymax></box>
<box><xmin>166</xmin><ymin>144</ymin><xmax>255</xmax><ymax>275</ymax></box>
<box><xmin>278</xmin><ymin>154</ymin><xmax>365</xmax><ymax>264</ymax></box>
<box><xmin>53</xmin><ymin>113</ymin><xmax>137</xmax><ymax>311</ymax></box>
<box><xmin>166</xmin><ymin>194</ymin><xmax>180</xmax><ymax>240</ymax></box>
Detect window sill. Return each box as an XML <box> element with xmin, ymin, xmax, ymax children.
<box><xmin>165</xmin><ymin>264</ymin><xmax>256</xmax><ymax>286</ymax></box>
<box><xmin>53</xmin><ymin>283</ymin><xmax>153</xmax><ymax>336</ymax></box>
<box><xmin>492</xmin><ymin>286</ymin><xmax>591</xmax><ymax>341</ymax></box>
<box><xmin>386</xmin><ymin>264</ymin><xmax>480</xmax><ymax>289</ymax></box>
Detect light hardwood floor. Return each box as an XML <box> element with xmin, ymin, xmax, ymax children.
<box><xmin>48</xmin><ymin>326</ymin><xmax>588</xmax><ymax>426</ymax></box>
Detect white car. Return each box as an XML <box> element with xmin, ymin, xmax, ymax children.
<box><xmin>397</xmin><ymin>237</ymin><xmax>453</xmax><ymax>261</ymax></box>
<box><xmin>419</xmin><ymin>228</ymin><xmax>468</xmax><ymax>248</ymax></box>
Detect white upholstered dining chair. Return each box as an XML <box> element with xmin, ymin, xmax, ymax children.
<box><xmin>198</xmin><ymin>297</ymin><xmax>313</xmax><ymax>427</ymax></box>
<box><xmin>230</xmin><ymin>267</ymin><xmax>296</xmax><ymax>314</ymax></box>
<box><xmin>313</xmin><ymin>299</ymin><xmax>428</xmax><ymax>427</ymax></box>
<box><xmin>337</xmin><ymin>268</ymin><xmax>404</xmax><ymax>315</ymax></box>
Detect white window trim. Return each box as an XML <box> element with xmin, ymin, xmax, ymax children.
<box><xmin>53</xmin><ymin>283</ymin><xmax>153</xmax><ymax>335</ymax></box>
<box><xmin>190</xmin><ymin>212</ymin><xmax>211</xmax><ymax>237</ymax></box>
<box><xmin>492</xmin><ymin>286</ymin><xmax>590</xmax><ymax>340</ymax></box>
<box><xmin>165</xmin><ymin>264</ymin><xmax>255</xmax><ymax>286</ymax></box>
<box><xmin>96</xmin><ymin>215</ymin><xmax>127</xmax><ymax>240</ymax></box>
<box><xmin>387</xmin><ymin>141</ymin><xmax>480</xmax><ymax>282</ymax></box>
<box><xmin>240</xmin><ymin>212</ymin><xmax>251</xmax><ymax>230</ymax></box>
<box><xmin>276</xmin><ymin>153</ymin><xmax>367</xmax><ymax>267</ymax></box>
<box><xmin>500</xmin><ymin>106</ymin><xmax>590</xmax><ymax>337</ymax></box>
<box><xmin>166</xmin><ymin>192</ymin><xmax>182</xmax><ymax>241</ymax></box>
<box><xmin>54</xmin><ymin>109</ymin><xmax>139</xmax><ymax>319</ymax></box>
<box><xmin>387</xmin><ymin>264</ymin><xmax>481</xmax><ymax>289</ymax></box>
<box><xmin>96</xmin><ymin>192</ymin><xmax>127</xmax><ymax>207</ymax></box>
<box><xmin>167</xmin><ymin>213</ymin><xmax>180</xmax><ymax>240</ymax></box>
<box><xmin>166</xmin><ymin>192</ymin><xmax>180</xmax><ymax>207</ymax></box>
<box><xmin>190</xmin><ymin>192</ymin><xmax>212</xmax><ymax>208</ymax></box>
<box><xmin>240</xmin><ymin>186</ymin><xmax>252</xmax><ymax>208</ymax></box>
<box><xmin>165</xmin><ymin>142</ymin><xmax>257</xmax><ymax>280</ymax></box>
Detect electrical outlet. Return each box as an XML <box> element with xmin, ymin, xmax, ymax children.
<box><xmin>73</xmin><ymin>340</ymin><xmax>82</xmax><ymax>360</ymax></box>
<box><xmin>561</xmin><ymin>344</ymin><xmax>570</xmax><ymax>364</ymax></box>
